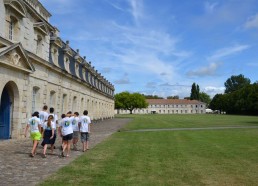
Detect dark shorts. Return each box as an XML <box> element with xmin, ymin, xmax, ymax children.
<box><xmin>63</xmin><ymin>133</ymin><xmax>73</xmax><ymax>141</ymax></box>
<box><xmin>81</xmin><ymin>132</ymin><xmax>90</xmax><ymax>142</ymax></box>
<box><xmin>73</xmin><ymin>131</ymin><xmax>79</xmax><ymax>139</ymax></box>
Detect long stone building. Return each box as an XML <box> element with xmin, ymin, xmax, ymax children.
<box><xmin>118</xmin><ymin>99</ymin><xmax>206</xmax><ymax>114</ymax></box>
<box><xmin>0</xmin><ymin>0</ymin><xmax>115</xmax><ymax>139</ymax></box>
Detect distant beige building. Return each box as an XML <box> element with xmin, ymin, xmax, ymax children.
<box><xmin>117</xmin><ymin>99</ymin><xmax>206</xmax><ymax>114</ymax></box>
<box><xmin>0</xmin><ymin>0</ymin><xmax>114</xmax><ymax>139</ymax></box>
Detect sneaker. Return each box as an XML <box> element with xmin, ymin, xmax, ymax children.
<box><xmin>42</xmin><ymin>154</ymin><xmax>46</xmax><ymax>158</ymax></box>
<box><xmin>29</xmin><ymin>153</ymin><xmax>34</xmax><ymax>158</ymax></box>
<box><xmin>61</xmin><ymin>152</ymin><xmax>65</xmax><ymax>157</ymax></box>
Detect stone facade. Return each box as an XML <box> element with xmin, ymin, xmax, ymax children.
<box><xmin>0</xmin><ymin>0</ymin><xmax>115</xmax><ymax>139</ymax></box>
<box><xmin>117</xmin><ymin>99</ymin><xmax>206</xmax><ymax>114</ymax></box>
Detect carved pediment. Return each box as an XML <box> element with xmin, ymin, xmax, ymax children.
<box><xmin>4</xmin><ymin>0</ymin><xmax>26</xmax><ymax>18</ymax></box>
<box><xmin>53</xmin><ymin>38</ymin><xmax>63</xmax><ymax>48</ymax></box>
<box><xmin>34</xmin><ymin>22</ymin><xmax>48</xmax><ymax>35</ymax></box>
<box><xmin>0</xmin><ymin>43</ymin><xmax>35</xmax><ymax>73</ymax></box>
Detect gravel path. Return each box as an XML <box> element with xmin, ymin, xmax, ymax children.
<box><xmin>0</xmin><ymin>118</ymin><xmax>131</xmax><ymax>186</ymax></box>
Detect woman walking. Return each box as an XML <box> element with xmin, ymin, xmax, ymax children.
<box><xmin>41</xmin><ymin>115</ymin><xmax>55</xmax><ymax>158</ymax></box>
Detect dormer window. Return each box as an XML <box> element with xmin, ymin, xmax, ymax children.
<box><xmin>64</xmin><ymin>57</ymin><xmax>70</xmax><ymax>72</ymax></box>
<box><xmin>82</xmin><ymin>69</ymin><xmax>86</xmax><ymax>81</ymax></box>
<box><xmin>75</xmin><ymin>63</ymin><xmax>79</xmax><ymax>77</ymax></box>
<box><xmin>88</xmin><ymin>72</ymin><xmax>91</xmax><ymax>84</ymax></box>
<box><xmin>92</xmin><ymin>76</ymin><xmax>95</xmax><ymax>86</ymax></box>
<box><xmin>52</xmin><ymin>48</ymin><xmax>59</xmax><ymax>66</ymax></box>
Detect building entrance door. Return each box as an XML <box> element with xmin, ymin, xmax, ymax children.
<box><xmin>0</xmin><ymin>87</ymin><xmax>11</xmax><ymax>139</ymax></box>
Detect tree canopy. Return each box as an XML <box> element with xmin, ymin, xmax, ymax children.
<box><xmin>210</xmin><ymin>74</ymin><xmax>258</xmax><ymax>115</ymax></box>
<box><xmin>144</xmin><ymin>95</ymin><xmax>163</xmax><ymax>99</ymax></box>
<box><xmin>224</xmin><ymin>74</ymin><xmax>251</xmax><ymax>93</ymax></box>
<box><xmin>190</xmin><ymin>83</ymin><xmax>200</xmax><ymax>100</ymax></box>
<box><xmin>167</xmin><ymin>95</ymin><xmax>179</xmax><ymax>99</ymax></box>
<box><xmin>199</xmin><ymin>92</ymin><xmax>211</xmax><ymax>105</ymax></box>
<box><xmin>115</xmin><ymin>91</ymin><xmax>148</xmax><ymax>114</ymax></box>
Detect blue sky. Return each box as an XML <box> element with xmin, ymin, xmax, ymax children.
<box><xmin>40</xmin><ymin>0</ymin><xmax>258</xmax><ymax>98</ymax></box>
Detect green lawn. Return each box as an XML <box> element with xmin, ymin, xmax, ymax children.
<box><xmin>116</xmin><ymin>114</ymin><xmax>258</xmax><ymax>130</ymax></box>
<box><xmin>40</xmin><ymin>114</ymin><xmax>258</xmax><ymax>186</ymax></box>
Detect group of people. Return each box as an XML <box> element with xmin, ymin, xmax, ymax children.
<box><xmin>24</xmin><ymin>105</ymin><xmax>91</xmax><ymax>158</ymax></box>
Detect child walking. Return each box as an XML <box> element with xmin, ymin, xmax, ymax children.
<box><xmin>72</xmin><ymin>112</ymin><xmax>80</xmax><ymax>151</ymax></box>
<box><xmin>39</xmin><ymin>105</ymin><xmax>49</xmax><ymax>133</ymax></box>
<box><xmin>79</xmin><ymin>110</ymin><xmax>91</xmax><ymax>152</ymax></box>
<box><xmin>48</xmin><ymin>107</ymin><xmax>58</xmax><ymax>150</ymax></box>
<box><xmin>24</xmin><ymin>111</ymin><xmax>41</xmax><ymax>157</ymax></box>
<box><xmin>59</xmin><ymin>112</ymin><xmax>74</xmax><ymax>157</ymax></box>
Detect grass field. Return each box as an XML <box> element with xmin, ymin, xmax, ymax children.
<box><xmin>40</xmin><ymin>114</ymin><xmax>258</xmax><ymax>186</ymax></box>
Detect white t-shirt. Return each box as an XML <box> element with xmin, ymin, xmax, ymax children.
<box><xmin>39</xmin><ymin>111</ymin><xmax>49</xmax><ymax>125</ymax></box>
<box><xmin>43</xmin><ymin>121</ymin><xmax>55</xmax><ymax>130</ymax></box>
<box><xmin>48</xmin><ymin>113</ymin><xmax>58</xmax><ymax>130</ymax></box>
<box><xmin>72</xmin><ymin>116</ymin><xmax>80</xmax><ymax>132</ymax></box>
<box><xmin>28</xmin><ymin>116</ymin><xmax>41</xmax><ymax>133</ymax></box>
<box><xmin>60</xmin><ymin>117</ymin><xmax>74</xmax><ymax>136</ymax></box>
<box><xmin>79</xmin><ymin>115</ymin><xmax>91</xmax><ymax>132</ymax></box>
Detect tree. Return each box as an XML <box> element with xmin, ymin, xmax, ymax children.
<box><xmin>144</xmin><ymin>95</ymin><xmax>163</xmax><ymax>99</ymax></box>
<box><xmin>190</xmin><ymin>83</ymin><xmax>200</xmax><ymax>100</ymax></box>
<box><xmin>199</xmin><ymin>92</ymin><xmax>211</xmax><ymax>105</ymax></box>
<box><xmin>224</xmin><ymin>74</ymin><xmax>251</xmax><ymax>93</ymax></box>
<box><xmin>167</xmin><ymin>95</ymin><xmax>179</xmax><ymax>99</ymax></box>
<box><xmin>115</xmin><ymin>91</ymin><xmax>148</xmax><ymax>114</ymax></box>
<box><xmin>209</xmin><ymin>94</ymin><xmax>225</xmax><ymax>113</ymax></box>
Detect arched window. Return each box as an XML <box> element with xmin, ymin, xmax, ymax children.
<box><xmin>49</xmin><ymin>91</ymin><xmax>56</xmax><ymax>108</ymax></box>
<box><xmin>7</xmin><ymin>16</ymin><xmax>18</xmax><ymax>41</ymax></box>
<box><xmin>72</xmin><ymin>96</ymin><xmax>77</xmax><ymax>112</ymax></box>
<box><xmin>8</xmin><ymin>19</ymin><xmax>14</xmax><ymax>40</ymax></box>
<box><xmin>87</xmin><ymin>99</ymin><xmax>90</xmax><ymax>110</ymax></box>
<box><xmin>32</xmin><ymin>87</ymin><xmax>40</xmax><ymax>113</ymax></box>
<box><xmin>62</xmin><ymin>94</ymin><xmax>67</xmax><ymax>114</ymax></box>
<box><xmin>36</xmin><ymin>35</ymin><xmax>43</xmax><ymax>55</ymax></box>
<box><xmin>81</xmin><ymin>97</ymin><xmax>84</xmax><ymax>112</ymax></box>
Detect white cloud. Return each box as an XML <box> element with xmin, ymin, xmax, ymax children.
<box><xmin>114</xmin><ymin>73</ymin><xmax>130</xmax><ymax>84</ymax></box>
<box><xmin>204</xmin><ymin>2</ymin><xmax>218</xmax><ymax>14</ymax></box>
<box><xmin>145</xmin><ymin>82</ymin><xmax>157</xmax><ymax>89</ymax></box>
<box><xmin>128</xmin><ymin>0</ymin><xmax>144</xmax><ymax>24</ymax></box>
<box><xmin>40</xmin><ymin>0</ymin><xmax>79</xmax><ymax>14</ymax></box>
<box><xmin>208</xmin><ymin>44</ymin><xmax>250</xmax><ymax>61</ymax></box>
<box><xmin>203</xmin><ymin>86</ymin><xmax>225</xmax><ymax>97</ymax></box>
<box><xmin>187</xmin><ymin>62</ymin><xmax>222</xmax><ymax>77</ymax></box>
<box><xmin>107</xmin><ymin>1</ymin><xmax>126</xmax><ymax>12</ymax></box>
<box><xmin>244</xmin><ymin>13</ymin><xmax>258</xmax><ymax>29</ymax></box>
<box><xmin>247</xmin><ymin>63</ymin><xmax>258</xmax><ymax>67</ymax></box>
